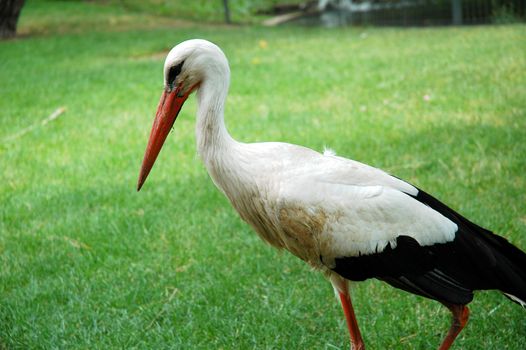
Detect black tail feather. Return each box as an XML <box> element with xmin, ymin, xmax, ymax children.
<box><xmin>410</xmin><ymin>188</ymin><xmax>526</xmax><ymax>305</ymax></box>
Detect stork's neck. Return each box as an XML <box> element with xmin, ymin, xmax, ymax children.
<box><xmin>195</xmin><ymin>73</ymin><xmax>237</xmax><ymax>165</ymax></box>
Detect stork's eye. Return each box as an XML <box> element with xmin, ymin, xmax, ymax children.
<box><xmin>167</xmin><ymin>60</ymin><xmax>185</xmax><ymax>88</ymax></box>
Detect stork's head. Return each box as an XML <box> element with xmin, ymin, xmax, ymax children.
<box><xmin>137</xmin><ymin>39</ymin><xmax>228</xmax><ymax>191</ymax></box>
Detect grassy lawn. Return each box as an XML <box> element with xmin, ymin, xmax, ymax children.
<box><xmin>1</xmin><ymin>1</ymin><xmax>525</xmax><ymax>349</ymax></box>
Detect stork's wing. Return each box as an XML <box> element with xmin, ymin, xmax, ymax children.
<box><xmin>276</xmin><ymin>147</ymin><xmax>526</xmax><ymax>305</ymax></box>
<box><xmin>276</xmin><ymin>147</ymin><xmax>458</xmax><ymax>257</ymax></box>
<box><xmin>279</xmin><ymin>165</ymin><xmax>458</xmax><ymax>259</ymax></box>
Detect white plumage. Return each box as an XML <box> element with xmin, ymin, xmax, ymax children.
<box><xmin>207</xmin><ymin>139</ymin><xmax>458</xmax><ymax>265</ymax></box>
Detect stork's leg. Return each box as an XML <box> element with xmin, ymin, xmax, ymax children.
<box><xmin>438</xmin><ymin>303</ymin><xmax>470</xmax><ymax>350</ymax></box>
<box><xmin>331</xmin><ymin>276</ymin><xmax>365</xmax><ymax>350</ymax></box>
<box><xmin>339</xmin><ymin>289</ymin><xmax>365</xmax><ymax>350</ymax></box>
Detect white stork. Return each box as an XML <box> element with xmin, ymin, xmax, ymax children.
<box><xmin>137</xmin><ymin>39</ymin><xmax>526</xmax><ymax>349</ymax></box>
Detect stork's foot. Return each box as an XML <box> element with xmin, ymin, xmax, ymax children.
<box><xmin>438</xmin><ymin>303</ymin><xmax>469</xmax><ymax>350</ymax></box>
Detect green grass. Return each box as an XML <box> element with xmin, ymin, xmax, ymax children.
<box><xmin>1</xmin><ymin>1</ymin><xmax>526</xmax><ymax>349</ymax></box>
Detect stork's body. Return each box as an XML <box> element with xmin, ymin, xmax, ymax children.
<box><xmin>138</xmin><ymin>39</ymin><xmax>526</xmax><ymax>349</ymax></box>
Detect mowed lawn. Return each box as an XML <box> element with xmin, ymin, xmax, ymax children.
<box><xmin>1</xmin><ymin>1</ymin><xmax>525</xmax><ymax>349</ymax></box>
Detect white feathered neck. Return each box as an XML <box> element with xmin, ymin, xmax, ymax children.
<box><xmin>193</xmin><ymin>46</ymin><xmax>237</xmax><ymax>167</ymax></box>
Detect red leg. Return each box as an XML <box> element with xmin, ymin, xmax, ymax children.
<box><xmin>438</xmin><ymin>303</ymin><xmax>470</xmax><ymax>350</ymax></box>
<box><xmin>338</xmin><ymin>288</ymin><xmax>365</xmax><ymax>350</ymax></box>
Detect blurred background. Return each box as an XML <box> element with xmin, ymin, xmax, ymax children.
<box><xmin>2</xmin><ymin>0</ymin><xmax>526</xmax><ymax>38</ymax></box>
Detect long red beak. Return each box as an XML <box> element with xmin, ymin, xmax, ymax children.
<box><xmin>137</xmin><ymin>88</ymin><xmax>190</xmax><ymax>191</ymax></box>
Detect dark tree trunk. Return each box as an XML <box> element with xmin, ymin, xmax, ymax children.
<box><xmin>0</xmin><ymin>0</ymin><xmax>25</xmax><ymax>39</ymax></box>
<box><xmin>222</xmin><ymin>0</ymin><xmax>231</xmax><ymax>24</ymax></box>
